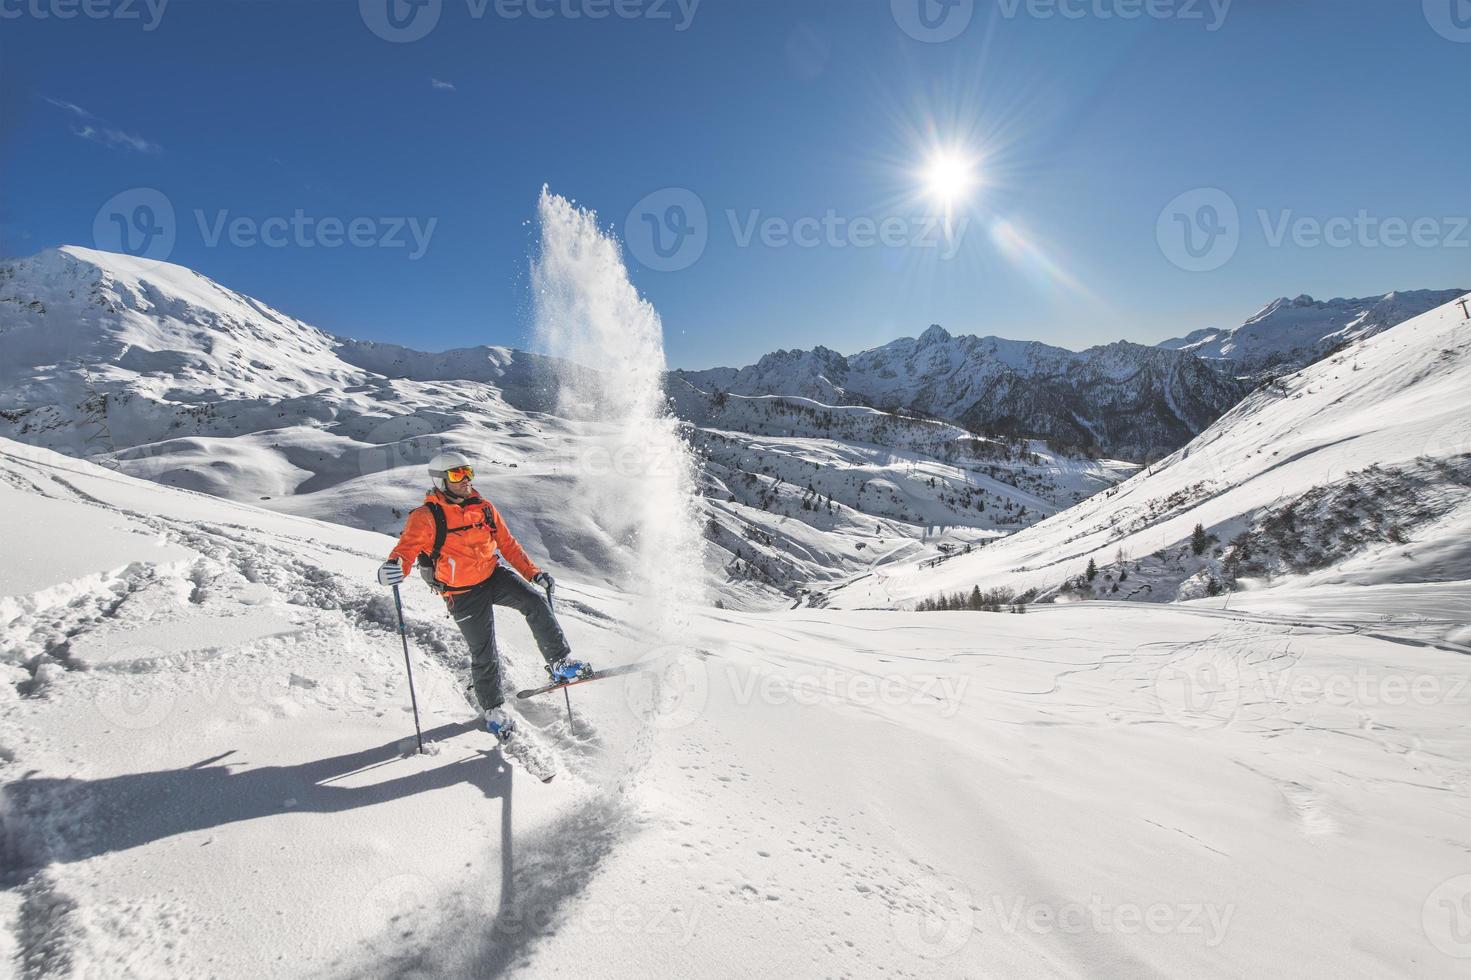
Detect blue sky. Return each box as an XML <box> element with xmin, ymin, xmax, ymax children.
<box><xmin>2</xmin><ymin>0</ymin><xmax>1467</xmax><ymax>369</ymax></box>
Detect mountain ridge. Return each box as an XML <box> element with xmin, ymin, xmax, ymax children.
<box><xmin>676</xmin><ymin>284</ymin><xmax>1461</xmax><ymax>460</ymax></box>
<box><xmin>677</xmin><ymin>326</ymin><xmax>1246</xmax><ymax>461</ymax></box>
<box><xmin>1156</xmin><ymin>288</ymin><xmax>1465</xmax><ymax>377</ymax></box>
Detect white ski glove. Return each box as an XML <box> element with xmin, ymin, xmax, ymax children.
<box><xmin>377</xmin><ymin>559</ymin><xmax>405</xmax><ymax>587</ymax></box>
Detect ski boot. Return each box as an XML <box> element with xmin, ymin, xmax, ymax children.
<box><xmin>485</xmin><ymin>706</ymin><xmax>517</xmax><ymax>743</ymax></box>
<box><xmin>546</xmin><ymin>657</ymin><xmax>593</xmax><ymax>684</ymax></box>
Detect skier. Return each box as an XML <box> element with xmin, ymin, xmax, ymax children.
<box><xmin>375</xmin><ymin>451</ymin><xmax>590</xmax><ymax>742</ymax></box>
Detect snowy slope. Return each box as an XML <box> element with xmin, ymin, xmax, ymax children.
<box><xmin>3</xmin><ymin>440</ymin><xmax>1468</xmax><ymax>977</ymax></box>
<box><xmin>0</xmin><ymin>246</ymin><xmax>1135</xmax><ymax>610</ymax></box>
<box><xmin>829</xmin><ymin>292</ymin><xmax>1471</xmax><ymax>617</ymax></box>
<box><xmin>1158</xmin><ymin>289</ymin><xmax>1465</xmax><ymax>379</ymax></box>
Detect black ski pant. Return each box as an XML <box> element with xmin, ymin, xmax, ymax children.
<box><xmin>447</xmin><ymin>564</ymin><xmax>573</xmax><ymax>711</ymax></box>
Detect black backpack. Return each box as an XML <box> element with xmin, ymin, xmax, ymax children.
<box><xmin>416</xmin><ymin>499</ymin><xmax>497</xmax><ymax>593</ymax></box>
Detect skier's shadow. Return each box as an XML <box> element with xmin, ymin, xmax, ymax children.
<box><xmin>373</xmin><ymin>780</ymin><xmax>630</xmax><ymax>979</ymax></box>
<box><xmin>3</xmin><ymin>720</ymin><xmax>511</xmax><ymax>880</ymax></box>
<box><xmin>9</xmin><ymin>723</ymin><xmax>625</xmax><ymax>978</ymax></box>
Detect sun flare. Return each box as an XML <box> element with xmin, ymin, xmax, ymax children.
<box><xmin>921</xmin><ymin>150</ymin><xmax>976</xmax><ymax>208</ymax></box>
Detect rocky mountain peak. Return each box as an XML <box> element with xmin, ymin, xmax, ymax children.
<box><xmin>918</xmin><ymin>324</ymin><xmax>952</xmax><ymax>345</ymax></box>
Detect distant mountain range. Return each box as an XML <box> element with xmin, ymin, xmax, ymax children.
<box><xmin>677</xmin><ymin>329</ymin><xmax>1240</xmax><ymax>461</ymax></box>
<box><xmin>676</xmin><ymin>287</ymin><xmax>1462</xmax><ymax>461</ymax></box>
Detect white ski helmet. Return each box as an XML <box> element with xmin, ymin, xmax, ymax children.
<box><xmin>428</xmin><ymin>451</ymin><xmax>473</xmax><ymax>492</ymax></box>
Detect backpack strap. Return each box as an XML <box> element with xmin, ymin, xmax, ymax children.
<box><xmin>417</xmin><ymin>502</ymin><xmax>451</xmax><ymax>594</ymax></box>
<box><xmin>424</xmin><ymin>501</ymin><xmax>449</xmax><ymax>564</ymax></box>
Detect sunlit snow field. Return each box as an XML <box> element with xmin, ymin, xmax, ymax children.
<box><xmin>2</xmin><ymin>441</ymin><xmax>1468</xmax><ymax>977</ymax></box>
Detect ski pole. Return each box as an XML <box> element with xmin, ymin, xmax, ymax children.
<box><xmin>391</xmin><ymin>584</ymin><xmax>425</xmax><ymax>755</ymax></box>
<box><xmin>545</xmin><ymin>584</ymin><xmax>575</xmax><ymax>731</ymax></box>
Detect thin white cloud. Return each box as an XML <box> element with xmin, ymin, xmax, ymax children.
<box><xmin>42</xmin><ymin>95</ymin><xmax>161</xmax><ymax>153</ymax></box>
<box><xmin>42</xmin><ymin>97</ymin><xmax>94</xmax><ymax>120</ymax></box>
<box><xmin>74</xmin><ymin>125</ymin><xmax>163</xmax><ymax>154</ymax></box>
<box><xmin>430</xmin><ymin>77</ymin><xmax>456</xmax><ymax>92</ymax></box>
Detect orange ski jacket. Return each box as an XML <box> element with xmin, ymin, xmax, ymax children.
<box><xmin>388</xmin><ymin>490</ymin><xmax>541</xmax><ymax>594</ymax></box>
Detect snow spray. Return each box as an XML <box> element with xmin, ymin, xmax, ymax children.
<box><xmin>531</xmin><ymin>187</ymin><xmax>706</xmax><ymax>639</ymax></box>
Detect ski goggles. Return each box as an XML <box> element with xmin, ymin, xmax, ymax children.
<box><xmin>443</xmin><ymin>466</ymin><xmax>474</xmax><ymax>482</ymax></box>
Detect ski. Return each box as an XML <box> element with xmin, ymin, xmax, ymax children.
<box><xmin>465</xmin><ymin>700</ymin><xmax>558</xmax><ymax>782</ymax></box>
<box><xmin>515</xmin><ymin>661</ymin><xmax>651</xmax><ymax>700</ymax></box>
<box><xmin>498</xmin><ymin>728</ymin><xmax>556</xmax><ymax>783</ymax></box>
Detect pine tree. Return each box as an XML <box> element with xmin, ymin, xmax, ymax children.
<box><xmin>1191</xmin><ymin>523</ymin><xmax>1209</xmax><ymax>556</ymax></box>
<box><xmin>1086</xmin><ymin>557</ymin><xmax>1098</xmax><ymax>581</ymax></box>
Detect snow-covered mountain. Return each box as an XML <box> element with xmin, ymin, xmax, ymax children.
<box><xmin>677</xmin><ymin>325</ymin><xmax>1246</xmax><ymax>461</ymax></box>
<box><xmin>0</xmin><ymin>246</ymin><xmax>1131</xmax><ymax>610</ymax></box>
<box><xmin>0</xmin><ymin>246</ymin><xmax>588</xmax><ymax>558</ymax></box>
<box><xmin>829</xmin><ymin>291</ymin><xmax>1471</xmax><ymax>616</ymax></box>
<box><xmin>9</xmin><ymin>246</ymin><xmax>1461</xmax><ymax>619</ymax></box>
<box><xmin>1158</xmin><ymin>289</ymin><xmax>1465</xmax><ymax>379</ymax></box>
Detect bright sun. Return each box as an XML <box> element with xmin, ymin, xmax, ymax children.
<box><xmin>922</xmin><ymin>151</ymin><xmax>975</xmax><ymax>207</ymax></box>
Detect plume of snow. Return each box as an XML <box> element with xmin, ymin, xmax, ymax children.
<box><xmin>531</xmin><ymin>187</ymin><xmax>706</xmax><ymax>640</ymax></box>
